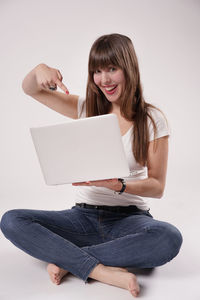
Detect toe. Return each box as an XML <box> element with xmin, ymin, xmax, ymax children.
<box><xmin>128</xmin><ymin>275</ymin><xmax>140</xmax><ymax>297</ymax></box>
<box><xmin>130</xmin><ymin>289</ymin><xmax>139</xmax><ymax>297</ymax></box>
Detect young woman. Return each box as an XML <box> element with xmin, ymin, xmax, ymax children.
<box><xmin>0</xmin><ymin>33</ymin><xmax>182</xmax><ymax>297</ymax></box>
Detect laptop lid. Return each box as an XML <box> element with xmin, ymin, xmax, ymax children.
<box><xmin>30</xmin><ymin>114</ymin><xmax>130</xmax><ymax>185</ymax></box>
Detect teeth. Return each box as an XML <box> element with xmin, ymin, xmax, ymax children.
<box><xmin>105</xmin><ymin>86</ymin><xmax>116</xmax><ymax>91</ymax></box>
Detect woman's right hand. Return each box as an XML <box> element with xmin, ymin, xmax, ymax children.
<box><xmin>35</xmin><ymin>63</ymin><xmax>69</xmax><ymax>94</ymax></box>
<box><xmin>22</xmin><ymin>63</ymin><xmax>78</xmax><ymax>119</ymax></box>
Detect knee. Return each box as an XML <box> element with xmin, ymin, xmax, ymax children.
<box><xmin>156</xmin><ymin>222</ymin><xmax>183</xmax><ymax>262</ymax></box>
<box><xmin>167</xmin><ymin>223</ymin><xmax>183</xmax><ymax>258</ymax></box>
<box><xmin>0</xmin><ymin>209</ymin><xmax>22</xmax><ymax>239</ymax></box>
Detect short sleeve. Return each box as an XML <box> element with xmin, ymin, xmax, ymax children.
<box><xmin>148</xmin><ymin>108</ymin><xmax>170</xmax><ymax>141</ymax></box>
<box><xmin>77</xmin><ymin>96</ymin><xmax>86</xmax><ymax>119</ymax></box>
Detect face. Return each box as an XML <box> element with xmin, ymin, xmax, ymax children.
<box><xmin>93</xmin><ymin>66</ymin><xmax>125</xmax><ymax>104</ymax></box>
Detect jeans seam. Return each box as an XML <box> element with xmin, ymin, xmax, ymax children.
<box><xmin>35</xmin><ymin>220</ymin><xmax>97</xmax><ymax>236</ymax></box>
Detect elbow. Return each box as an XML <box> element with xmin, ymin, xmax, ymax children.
<box><xmin>155</xmin><ymin>184</ymin><xmax>165</xmax><ymax>199</ymax></box>
<box><xmin>22</xmin><ymin>79</ymin><xmax>29</xmax><ymax>95</ymax></box>
<box><xmin>155</xmin><ymin>192</ymin><xmax>163</xmax><ymax>199</ymax></box>
<box><xmin>22</xmin><ymin>80</ymin><xmax>27</xmax><ymax>94</ymax></box>
<box><xmin>149</xmin><ymin>178</ymin><xmax>165</xmax><ymax>198</ymax></box>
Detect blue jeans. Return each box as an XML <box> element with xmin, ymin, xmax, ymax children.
<box><xmin>0</xmin><ymin>205</ymin><xmax>182</xmax><ymax>282</ymax></box>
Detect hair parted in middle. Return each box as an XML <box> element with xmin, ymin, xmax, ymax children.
<box><xmin>86</xmin><ymin>33</ymin><xmax>159</xmax><ymax>166</ymax></box>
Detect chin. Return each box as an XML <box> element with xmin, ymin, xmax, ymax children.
<box><xmin>106</xmin><ymin>96</ymin><xmax>121</xmax><ymax>103</ymax></box>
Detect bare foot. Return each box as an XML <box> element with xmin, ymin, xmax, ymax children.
<box><xmin>89</xmin><ymin>264</ymin><xmax>140</xmax><ymax>297</ymax></box>
<box><xmin>47</xmin><ymin>263</ymin><xmax>68</xmax><ymax>285</ymax></box>
<box><xmin>106</xmin><ymin>266</ymin><xmax>128</xmax><ymax>272</ymax></box>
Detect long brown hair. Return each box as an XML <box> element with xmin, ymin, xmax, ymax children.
<box><xmin>86</xmin><ymin>33</ymin><xmax>158</xmax><ymax>166</ymax></box>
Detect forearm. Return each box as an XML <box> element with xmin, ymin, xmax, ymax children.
<box><xmin>124</xmin><ymin>177</ymin><xmax>165</xmax><ymax>198</ymax></box>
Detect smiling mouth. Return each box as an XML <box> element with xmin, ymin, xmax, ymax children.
<box><xmin>104</xmin><ymin>85</ymin><xmax>118</xmax><ymax>94</ymax></box>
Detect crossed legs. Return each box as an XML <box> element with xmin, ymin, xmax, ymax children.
<box><xmin>0</xmin><ymin>207</ymin><xmax>182</xmax><ymax>298</ymax></box>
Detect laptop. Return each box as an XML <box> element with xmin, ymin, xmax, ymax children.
<box><xmin>30</xmin><ymin>114</ymin><xmax>130</xmax><ymax>185</ymax></box>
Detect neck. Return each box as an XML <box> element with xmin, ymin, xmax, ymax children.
<box><xmin>109</xmin><ymin>102</ymin><xmax>121</xmax><ymax>114</ymax></box>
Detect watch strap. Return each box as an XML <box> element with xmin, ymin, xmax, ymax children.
<box><xmin>117</xmin><ymin>178</ymin><xmax>126</xmax><ymax>194</ymax></box>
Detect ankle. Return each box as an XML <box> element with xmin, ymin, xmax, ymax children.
<box><xmin>89</xmin><ymin>263</ymin><xmax>105</xmax><ymax>280</ymax></box>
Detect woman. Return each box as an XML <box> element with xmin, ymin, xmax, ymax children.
<box><xmin>0</xmin><ymin>33</ymin><xmax>182</xmax><ymax>297</ymax></box>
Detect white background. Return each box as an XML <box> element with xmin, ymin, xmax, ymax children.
<box><xmin>0</xmin><ymin>0</ymin><xmax>200</xmax><ymax>299</ymax></box>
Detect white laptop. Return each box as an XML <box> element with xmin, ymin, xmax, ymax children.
<box><xmin>30</xmin><ymin>114</ymin><xmax>130</xmax><ymax>185</ymax></box>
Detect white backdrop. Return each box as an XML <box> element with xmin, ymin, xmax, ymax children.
<box><xmin>0</xmin><ymin>0</ymin><xmax>200</xmax><ymax>238</ymax></box>
<box><xmin>1</xmin><ymin>1</ymin><xmax>200</xmax><ymax>299</ymax></box>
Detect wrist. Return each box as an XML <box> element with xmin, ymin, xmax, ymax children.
<box><xmin>114</xmin><ymin>180</ymin><xmax>123</xmax><ymax>192</ymax></box>
<box><xmin>114</xmin><ymin>178</ymin><xmax>126</xmax><ymax>194</ymax></box>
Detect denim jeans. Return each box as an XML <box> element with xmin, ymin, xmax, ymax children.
<box><xmin>0</xmin><ymin>205</ymin><xmax>182</xmax><ymax>282</ymax></box>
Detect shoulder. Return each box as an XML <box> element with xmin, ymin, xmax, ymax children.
<box><xmin>148</xmin><ymin>106</ymin><xmax>166</xmax><ymax>121</ymax></box>
<box><xmin>147</xmin><ymin>106</ymin><xmax>170</xmax><ymax>141</ymax></box>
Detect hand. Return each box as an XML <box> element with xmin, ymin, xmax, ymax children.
<box><xmin>72</xmin><ymin>178</ymin><xmax>122</xmax><ymax>192</ymax></box>
<box><xmin>35</xmin><ymin>63</ymin><xmax>69</xmax><ymax>94</ymax></box>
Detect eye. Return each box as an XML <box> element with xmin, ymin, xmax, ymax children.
<box><xmin>94</xmin><ymin>69</ymin><xmax>101</xmax><ymax>74</ymax></box>
<box><xmin>109</xmin><ymin>67</ymin><xmax>116</xmax><ymax>72</ymax></box>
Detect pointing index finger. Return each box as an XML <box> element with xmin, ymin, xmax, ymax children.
<box><xmin>55</xmin><ymin>79</ymin><xmax>69</xmax><ymax>94</ymax></box>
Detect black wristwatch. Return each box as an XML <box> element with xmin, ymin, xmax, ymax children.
<box><xmin>115</xmin><ymin>178</ymin><xmax>126</xmax><ymax>195</ymax></box>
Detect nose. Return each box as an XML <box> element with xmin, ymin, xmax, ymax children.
<box><xmin>101</xmin><ymin>71</ymin><xmax>111</xmax><ymax>85</ymax></box>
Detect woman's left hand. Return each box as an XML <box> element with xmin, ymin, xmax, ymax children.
<box><xmin>72</xmin><ymin>178</ymin><xmax>121</xmax><ymax>191</ymax></box>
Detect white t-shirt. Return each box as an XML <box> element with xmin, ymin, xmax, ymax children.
<box><xmin>74</xmin><ymin>96</ymin><xmax>170</xmax><ymax>210</ymax></box>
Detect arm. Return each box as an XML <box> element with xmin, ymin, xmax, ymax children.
<box><xmin>73</xmin><ymin>136</ymin><xmax>169</xmax><ymax>199</ymax></box>
<box><xmin>125</xmin><ymin>136</ymin><xmax>169</xmax><ymax>198</ymax></box>
<box><xmin>22</xmin><ymin>63</ymin><xmax>79</xmax><ymax>119</ymax></box>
